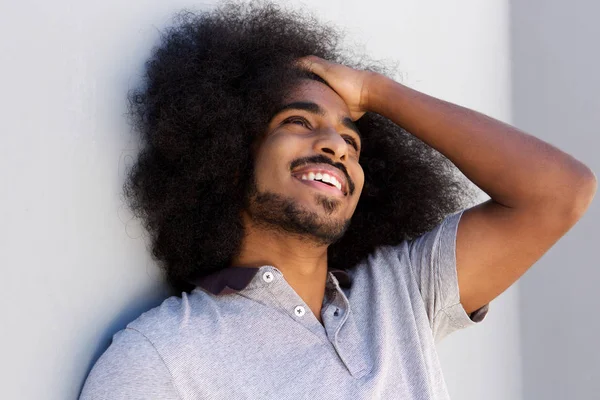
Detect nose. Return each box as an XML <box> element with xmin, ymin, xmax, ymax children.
<box><xmin>313</xmin><ymin>127</ymin><xmax>348</xmax><ymax>161</ymax></box>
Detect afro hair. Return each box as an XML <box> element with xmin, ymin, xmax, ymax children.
<box><xmin>123</xmin><ymin>0</ymin><xmax>476</xmax><ymax>292</ymax></box>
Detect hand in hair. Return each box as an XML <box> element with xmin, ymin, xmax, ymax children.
<box><xmin>296</xmin><ymin>55</ymin><xmax>375</xmax><ymax>121</ymax></box>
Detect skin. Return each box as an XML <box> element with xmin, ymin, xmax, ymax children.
<box><xmin>234</xmin><ymin>54</ymin><xmax>596</xmax><ymax>324</ymax></box>
<box><xmin>299</xmin><ymin>55</ymin><xmax>597</xmax><ymax>314</ymax></box>
<box><xmin>232</xmin><ymin>79</ymin><xmax>364</xmax><ymax>324</ymax></box>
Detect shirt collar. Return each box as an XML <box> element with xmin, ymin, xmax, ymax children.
<box><xmin>190</xmin><ymin>266</ymin><xmax>352</xmax><ymax>296</ymax></box>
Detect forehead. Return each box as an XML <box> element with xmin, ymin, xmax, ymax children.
<box><xmin>268</xmin><ymin>78</ymin><xmax>362</xmax><ymax>144</ymax></box>
<box><xmin>283</xmin><ymin>79</ymin><xmax>350</xmax><ymax>115</ymax></box>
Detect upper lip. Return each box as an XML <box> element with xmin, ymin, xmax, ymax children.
<box><xmin>291</xmin><ymin>163</ymin><xmax>348</xmax><ymax>195</ymax></box>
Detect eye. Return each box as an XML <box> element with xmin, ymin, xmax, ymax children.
<box><xmin>283</xmin><ymin>116</ymin><xmax>360</xmax><ymax>152</ymax></box>
<box><xmin>344</xmin><ymin>136</ymin><xmax>359</xmax><ymax>151</ymax></box>
<box><xmin>283</xmin><ymin>116</ymin><xmax>311</xmax><ymax>128</ymax></box>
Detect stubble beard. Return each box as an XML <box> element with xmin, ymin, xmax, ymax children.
<box><xmin>244</xmin><ymin>175</ymin><xmax>351</xmax><ymax>246</ymax></box>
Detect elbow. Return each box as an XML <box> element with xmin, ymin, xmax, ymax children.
<box><xmin>531</xmin><ymin>167</ymin><xmax>597</xmax><ymax>224</ymax></box>
<box><xmin>575</xmin><ymin>168</ymin><xmax>597</xmax><ymax>213</ymax></box>
<box><xmin>560</xmin><ymin>167</ymin><xmax>597</xmax><ymax>221</ymax></box>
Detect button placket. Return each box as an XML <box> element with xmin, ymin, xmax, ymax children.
<box><xmin>260</xmin><ymin>268</ymin><xmax>315</xmax><ymax>321</ymax></box>
<box><xmin>262</xmin><ymin>271</ymin><xmax>274</xmax><ymax>283</ymax></box>
<box><xmin>254</xmin><ymin>266</ymin><xmax>339</xmax><ymax>345</ymax></box>
<box><xmin>294</xmin><ymin>305</ymin><xmax>306</xmax><ymax>317</ymax></box>
<box><xmin>324</xmin><ymin>283</ymin><xmax>349</xmax><ymax>340</ymax></box>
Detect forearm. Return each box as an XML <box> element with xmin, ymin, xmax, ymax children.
<box><xmin>366</xmin><ymin>74</ymin><xmax>597</xmax><ymax>212</ymax></box>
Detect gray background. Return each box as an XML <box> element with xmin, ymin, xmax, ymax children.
<box><xmin>511</xmin><ymin>1</ymin><xmax>600</xmax><ymax>398</ymax></box>
<box><xmin>0</xmin><ymin>0</ymin><xmax>595</xmax><ymax>399</ymax></box>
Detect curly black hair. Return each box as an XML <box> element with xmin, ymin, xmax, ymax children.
<box><xmin>123</xmin><ymin>0</ymin><xmax>476</xmax><ymax>292</ymax></box>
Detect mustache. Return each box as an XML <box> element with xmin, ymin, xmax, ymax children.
<box><xmin>290</xmin><ymin>154</ymin><xmax>355</xmax><ymax>195</ymax></box>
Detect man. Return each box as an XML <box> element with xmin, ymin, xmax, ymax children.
<box><xmin>80</xmin><ymin>2</ymin><xmax>596</xmax><ymax>399</ymax></box>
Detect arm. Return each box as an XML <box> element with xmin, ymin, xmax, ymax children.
<box><xmin>299</xmin><ymin>56</ymin><xmax>597</xmax><ymax>314</ymax></box>
<box><xmin>366</xmin><ymin>74</ymin><xmax>597</xmax><ymax>314</ymax></box>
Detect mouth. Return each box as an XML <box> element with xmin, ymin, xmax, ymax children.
<box><xmin>293</xmin><ymin>175</ymin><xmax>346</xmax><ymax>198</ymax></box>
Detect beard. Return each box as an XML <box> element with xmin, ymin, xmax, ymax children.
<box><xmin>244</xmin><ymin>175</ymin><xmax>351</xmax><ymax>246</ymax></box>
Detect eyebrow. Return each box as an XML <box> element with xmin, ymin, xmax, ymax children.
<box><xmin>275</xmin><ymin>101</ymin><xmax>363</xmax><ymax>144</ymax></box>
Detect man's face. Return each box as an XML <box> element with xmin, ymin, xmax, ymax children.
<box><xmin>244</xmin><ymin>78</ymin><xmax>365</xmax><ymax>246</ymax></box>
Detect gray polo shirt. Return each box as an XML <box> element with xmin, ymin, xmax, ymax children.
<box><xmin>80</xmin><ymin>209</ymin><xmax>489</xmax><ymax>399</ymax></box>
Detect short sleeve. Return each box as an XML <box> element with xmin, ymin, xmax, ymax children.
<box><xmin>79</xmin><ymin>328</ymin><xmax>180</xmax><ymax>400</ymax></box>
<box><xmin>406</xmin><ymin>209</ymin><xmax>489</xmax><ymax>342</ymax></box>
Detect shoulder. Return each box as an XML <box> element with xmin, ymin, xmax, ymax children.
<box><xmin>80</xmin><ymin>291</ymin><xmax>219</xmax><ymax>399</ymax></box>
<box><xmin>127</xmin><ymin>290</ymin><xmax>222</xmax><ymax>344</ymax></box>
<box><xmin>79</xmin><ymin>327</ymin><xmax>180</xmax><ymax>399</ymax></box>
<box><xmin>349</xmin><ymin>211</ymin><xmax>463</xmax><ymax>294</ymax></box>
<box><xmin>344</xmin><ymin>240</ymin><xmax>413</xmax><ymax>297</ymax></box>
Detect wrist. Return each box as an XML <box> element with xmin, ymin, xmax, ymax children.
<box><xmin>361</xmin><ymin>72</ymin><xmax>388</xmax><ymax>114</ymax></box>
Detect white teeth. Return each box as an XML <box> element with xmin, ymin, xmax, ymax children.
<box><xmin>298</xmin><ymin>171</ymin><xmax>344</xmax><ymax>194</ymax></box>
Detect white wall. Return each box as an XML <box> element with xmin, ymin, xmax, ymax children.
<box><xmin>511</xmin><ymin>1</ymin><xmax>600</xmax><ymax>398</ymax></box>
<box><xmin>0</xmin><ymin>1</ymin><xmax>519</xmax><ymax>399</ymax></box>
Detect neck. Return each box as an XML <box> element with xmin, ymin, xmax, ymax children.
<box><xmin>232</xmin><ymin>212</ymin><xmax>330</xmax><ymax>323</ymax></box>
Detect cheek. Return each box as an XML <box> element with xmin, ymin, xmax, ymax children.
<box><xmin>359</xmin><ymin>171</ymin><xmax>366</xmax><ymax>191</ymax></box>
<box><xmin>253</xmin><ymin>137</ymin><xmax>295</xmax><ymax>183</ymax></box>
<box><xmin>353</xmin><ymin>166</ymin><xmax>365</xmax><ymax>190</ymax></box>
<box><xmin>262</xmin><ymin>134</ymin><xmax>304</xmax><ymax>163</ymax></box>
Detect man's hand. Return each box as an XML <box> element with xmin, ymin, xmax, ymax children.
<box><xmin>295</xmin><ymin>55</ymin><xmax>376</xmax><ymax>121</ymax></box>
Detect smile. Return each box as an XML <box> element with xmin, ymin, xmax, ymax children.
<box><xmin>293</xmin><ymin>175</ymin><xmax>346</xmax><ymax>197</ymax></box>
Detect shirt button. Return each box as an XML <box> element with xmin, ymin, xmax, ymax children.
<box><xmin>262</xmin><ymin>272</ymin><xmax>274</xmax><ymax>283</ymax></box>
<box><xmin>294</xmin><ymin>306</ymin><xmax>306</xmax><ymax>317</ymax></box>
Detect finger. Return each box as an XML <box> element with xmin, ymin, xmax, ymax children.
<box><xmin>294</xmin><ymin>55</ymin><xmax>325</xmax><ymax>73</ymax></box>
<box><xmin>293</xmin><ymin>57</ymin><xmax>314</xmax><ymax>71</ymax></box>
